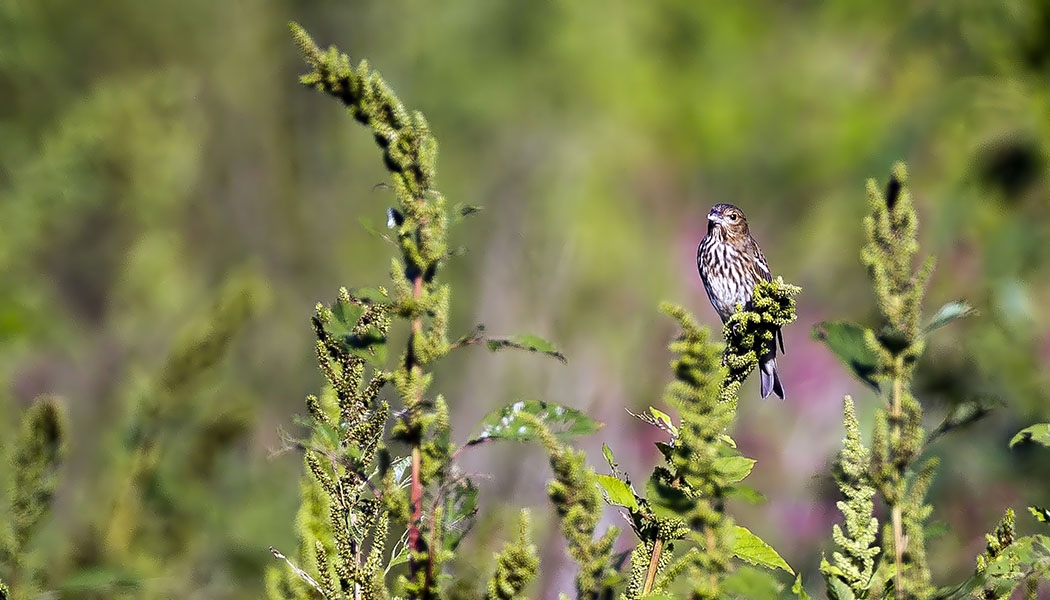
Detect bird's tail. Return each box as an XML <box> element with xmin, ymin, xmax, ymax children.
<box><xmin>760</xmin><ymin>356</ymin><xmax>785</xmax><ymax>399</ymax></box>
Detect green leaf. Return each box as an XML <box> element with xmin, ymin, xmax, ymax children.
<box><xmin>714</xmin><ymin>456</ymin><xmax>756</xmax><ymax>484</ymax></box>
<box><xmin>60</xmin><ymin>568</ymin><xmax>140</xmax><ymax>593</ymax></box>
<box><xmin>486</xmin><ymin>333</ymin><xmax>567</xmax><ymax>363</ymax></box>
<box><xmin>726</xmin><ymin>484</ymin><xmax>766</xmax><ymax>505</ymax></box>
<box><xmin>646</xmin><ymin>477</ymin><xmax>695</xmax><ymax>521</ymax></box>
<box><xmin>925</xmin><ymin>300</ymin><xmax>977</xmax><ymax>333</ymax></box>
<box><xmin>451</xmin><ymin>203</ymin><xmax>483</xmax><ymax>224</ymax></box>
<box><xmin>1010</xmin><ymin>423</ymin><xmax>1050</xmax><ymax>448</ymax></box>
<box><xmin>602</xmin><ymin>443</ymin><xmax>618</xmax><ymax>472</ymax></box>
<box><xmin>327</xmin><ymin>293</ymin><xmax>388</xmax><ymax>366</ymax></box>
<box><xmin>721</xmin><ymin>566</ymin><xmax>781</xmax><ymax>600</ymax></box>
<box><xmin>596</xmin><ymin>474</ymin><xmax>638</xmax><ymax>511</ymax></box>
<box><xmin>443</xmin><ymin>478</ymin><xmax>479</xmax><ymax>551</ymax></box>
<box><xmin>648</xmin><ymin>406</ymin><xmax>678</xmax><ymax>436</ymax></box>
<box><xmin>293</xmin><ymin>414</ymin><xmax>342</xmax><ymax>450</ymax></box>
<box><xmin>791</xmin><ymin>574</ymin><xmax>811</xmax><ymax>600</ymax></box>
<box><xmin>812</xmin><ymin>321</ymin><xmax>880</xmax><ymax>390</ymax></box>
<box><xmin>730</xmin><ymin>525</ymin><xmax>794</xmax><ymax>575</ymax></box>
<box><xmin>925</xmin><ymin>521</ymin><xmax>950</xmax><ymax>540</ymax></box>
<box><xmin>945</xmin><ymin>535</ymin><xmax>1050</xmax><ymax>598</ymax></box>
<box><xmin>1029</xmin><ymin>506</ymin><xmax>1050</xmax><ymax>523</ymax></box>
<box><xmin>467</xmin><ymin>400</ymin><xmax>601</xmax><ymax>445</ymax></box>
<box><xmin>825</xmin><ymin>576</ymin><xmax>856</xmax><ymax>600</ymax></box>
<box><xmin>654</xmin><ymin>441</ymin><xmax>674</xmax><ymax>461</ymax></box>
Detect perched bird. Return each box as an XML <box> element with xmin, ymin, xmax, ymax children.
<box><xmin>697</xmin><ymin>203</ymin><xmax>785</xmax><ymax>399</ymax></box>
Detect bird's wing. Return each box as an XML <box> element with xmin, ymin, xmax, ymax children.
<box><xmin>748</xmin><ymin>238</ymin><xmax>773</xmax><ymax>283</ymax></box>
<box><xmin>749</xmin><ymin>237</ymin><xmax>784</xmax><ymax>353</ymax></box>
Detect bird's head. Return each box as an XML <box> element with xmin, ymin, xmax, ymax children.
<box><xmin>707</xmin><ymin>203</ymin><xmax>750</xmax><ymax>239</ymax></box>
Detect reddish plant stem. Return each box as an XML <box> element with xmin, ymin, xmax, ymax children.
<box><xmin>407</xmin><ymin>272</ymin><xmax>426</xmax><ymax>591</ymax></box>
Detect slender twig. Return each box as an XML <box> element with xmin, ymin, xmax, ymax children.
<box><xmin>270</xmin><ymin>546</ymin><xmax>326</xmax><ymax>597</ymax></box>
<box><xmin>891</xmin><ymin>355</ymin><xmax>904</xmax><ymax>598</ymax></box>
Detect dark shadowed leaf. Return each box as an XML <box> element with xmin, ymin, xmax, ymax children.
<box><xmin>925</xmin><ymin>300</ymin><xmax>977</xmax><ymax>333</ymax></box>
<box><xmin>451</xmin><ymin>203</ymin><xmax>483</xmax><ymax>224</ymax></box>
<box><xmin>646</xmin><ymin>477</ymin><xmax>695</xmax><ymax>521</ymax></box>
<box><xmin>596</xmin><ymin>474</ymin><xmax>638</xmax><ymax>511</ymax></box>
<box><xmin>825</xmin><ymin>576</ymin><xmax>857</xmax><ymax>600</ymax></box>
<box><xmin>486</xmin><ymin>333</ymin><xmax>566</xmax><ymax>363</ymax></box>
<box><xmin>1010</xmin><ymin>424</ymin><xmax>1050</xmax><ymax>449</ymax></box>
<box><xmin>654</xmin><ymin>441</ymin><xmax>674</xmax><ymax>461</ymax></box>
<box><xmin>466</xmin><ymin>400</ymin><xmax>601</xmax><ymax>445</ymax></box>
<box><xmin>926</xmin><ymin>397</ymin><xmax>999</xmax><ymax>446</ymax></box>
<box><xmin>327</xmin><ymin>292</ymin><xmax>388</xmax><ymax>366</ymax></box>
<box><xmin>730</xmin><ymin>525</ymin><xmax>794</xmax><ymax>574</ymax></box>
<box><xmin>443</xmin><ymin>478</ymin><xmax>478</xmax><ymax>551</ymax></box>
<box><xmin>812</xmin><ymin>321</ymin><xmax>880</xmax><ymax>390</ymax></box>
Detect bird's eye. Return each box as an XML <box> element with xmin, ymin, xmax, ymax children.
<box><xmin>729</xmin><ymin>213</ymin><xmax>738</xmax><ymax>221</ymax></box>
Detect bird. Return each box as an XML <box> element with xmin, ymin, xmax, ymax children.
<box><xmin>697</xmin><ymin>203</ymin><xmax>785</xmax><ymax>399</ymax></box>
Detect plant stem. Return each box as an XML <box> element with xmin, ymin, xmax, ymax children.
<box><xmin>642</xmin><ymin>538</ymin><xmax>664</xmax><ymax>595</ymax></box>
<box><xmin>891</xmin><ymin>354</ymin><xmax>904</xmax><ymax>598</ymax></box>
<box><xmin>408</xmin><ymin>272</ymin><xmax>426</xmax><ymax>592</ymax></box>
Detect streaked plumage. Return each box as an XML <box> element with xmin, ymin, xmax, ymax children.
<box><xmin>697</xmin><ymin>203</ymin><xmax>785</xmax><ymax>399</ymax></box>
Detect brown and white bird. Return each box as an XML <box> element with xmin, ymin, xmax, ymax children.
<box><xmin>697</xmin><ymin>203</ymin><xmax>785</xmax><ymax>399</ymax></box>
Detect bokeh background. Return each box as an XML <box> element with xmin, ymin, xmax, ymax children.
<box><xmin>2</xmin><ymin>0</ymin><xmax>1050</xmax><ymax>597</ymax></box>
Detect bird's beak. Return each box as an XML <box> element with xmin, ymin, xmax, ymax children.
<box><xmin>707</xmin><ymin>212</ymin><xmax>720</xmax><ymax>224</ymax></box>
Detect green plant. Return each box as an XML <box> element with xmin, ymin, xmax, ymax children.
<box><xmin>816</xmin><ymin>165</ymin><xmax>1050</xmax><ymax>600</ymax></box>
<box><xmin>0</xmin><ymin>396</ymin><xmax>67</xmax><ymax>597</ymax></box>
<box><xmin>274</xmin><ymin>24</ymin><xmax>803</xmax><ymax>600</ymax></box>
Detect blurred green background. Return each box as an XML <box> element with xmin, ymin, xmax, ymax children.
<box><xmin>2</xmin><ymin>0</ymin><xmax>1049</xmax><ymax>597</ymax></box>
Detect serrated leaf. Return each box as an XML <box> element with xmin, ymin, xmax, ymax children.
<box><xmin>648</xmin><ymin>406</ymin><xmax>678</xmax><ymax>436</ymax></box>
<box><xmin>1029</xmin><ymin>506</ymin><xmax>1050</xmax><ymax>523</ymax></box>
<box><xmin>443</xmin><ymin>478</ymin><xmax>478</xmax><ymax>551</ymax></box>
<box><xmin>596</xmin><ymin>474</ymin><xmax>638</xmax><ymax>511</ymax></box>
<box><xmin>646</xmin><ymin>477</ymin><xmax>695</xmax><ymax>520</ymax></box>
<box><xmin>925</xmin><ymin>300</ymin><xmax>977</xmax><ymax>332</ymax></box>
<box><xmin>486</xmin><ymin>333</ymin><xmax>567</xmax><ymax>363</ymax></box>
<box><xmin>1010</xmin><ymin>423</ymin><xmax>1050</xmax><ymax>449</ymax></box>
<box><xmin>825</xmin><ymin>576</ymin><xmax>856</xmax><ymax>600</ymax></box>
<box><xmin>792</xmin><ymin>574</ymin><xmax>811</xmax><ymax>600</ymax></box>
<box><xmin>812</xmin><ymin>321</ymin><xmax>880</xmax><ymax>391</ymax></box>
<box><xmin>391</xmin><ymin>455</ymin><xmax>412</xmax><ymax>485</ymax></box>
<box><xmin>719</xmin><ymin>433</ymin><xmax>737</xmax><ymax>448</ymax></box>
<box><xmin>730</xmin><ymin>525</ymin><xmax>794</xmax><ymax>575</ymax></box>
<box><xmin>714</xmin><ymin>456</ymin><xmax>756</xmax><ymax>484</ymax></box>
<box><xmin>467</xmin><ymin>400</ymin><xmax>601</xmax><ymax>445</ymax></box>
